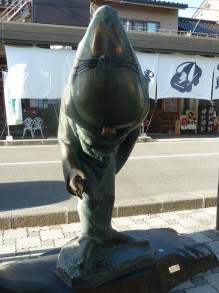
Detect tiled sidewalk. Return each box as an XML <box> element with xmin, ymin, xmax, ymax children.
<box><xmin>0</xmin><ymin>207</ymin><xmax>219</xmax><ymax>292</ymax></box>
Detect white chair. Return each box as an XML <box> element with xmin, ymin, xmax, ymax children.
<box><xmin>32</xmin><ymin>117</ymin><xmax>44</xmax><ymax>138</ymax></box>
<box><xmin>22</xmin><ymin>117</ymin><xmax>34</xmax><ymax>138</ymax></box>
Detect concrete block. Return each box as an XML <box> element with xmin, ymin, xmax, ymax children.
<box><xmin>4</xmin><ymin>228</ymin><xmax>27</xmax><ymax>240</ymax></box>
<box><xmin>116</xmin><ymin>198</ymin><xmax>162</xmax><ymax>217</ymax></box>
<box><xmin>202</xmin><ymin>207</ymin><xmax>217</xmax><ymax>215</ymax></box>
<box><xmin>184</xmin><ymin>284</ymin><xmax>218</xmax><ymax>293</ymax></box>
<box><xmin>54</xmin><ymin>238</ymin><xmax>71</xmax><ymax>248</ymax></box>
<box><xmin>137</xmin><ymin>136</ymin><xmax>153</xmax><ymax>143</ymax></box>
<box><xmin>11</xmin><ymin>207</ymin><xmax>67</xmax><ymax>229</ymax></box>
<box><xmin>40</xmin><ymin>229</ymin><xmax>64</xmax><ymax>241</ymax></box>
<box><xmin>211</xmin><ymin>266</ymin><xmax>219</xmax><ymax>273</ymax></box>
<box><xmin>61</xmin><ymin>222</ymin><xmax>81</xmax><ymax>233</ymax></box>
<box><xmin>190</xmin><ymin>275</ymin><xmax>209</xmax><ymax>286</ymax></box>
<box><xmin>67</xmin><ymin>208</ymin><xmax>80</xmax><ymax>223</ymax></box>
<box><xmin>0</xmin><ymin>244</ymin><xmax>16</xmax><ymax>256</ymax></box>
<box><xmin>169</xmin><ymin>279</ymin><xmax>194</xmax><ymax>290</ymax></box>
<box><xmin>204</xmin><ymin>196</ymin><xmax>217</xmax><ymax>208</ymax></box>
<box><xmin>112</xmin><ymin>206</ymin><xmax>118</xmax><ymax>218</ymax></box>
<box><xmin>112</xmin><ymin>217</ymin><xmax>134</xmax><ymax>227</ymax></box>
<box><xmin>3</xmin><ymin>239</ymin><xmax>16</xmax><ymax>246</ymax></box>
<box><xmin>17</xmin><ymin>237</ymin><xmax>41</xmax><ymax>250</ymax></box>
<box><xmin>159</xmin><ymin>194</ymin><xmax>203</xmax><ymax>213</ymax></box>
<box><xmin>146</xmin><ymin>217</ymin><xmax>169</xmax><ymax>228</ymax></box>
<box><xmin>0</xmin><ymin>212</ymin><xmax>11</xmax><ymax>230</ymax></box>
<box><xmin>207</xmin><ymin>241</ymin><xmax>219</xmax><ymax>261</ymax></box>
<box><xmin>203</xmin><ymin>273</ymin><xmax>219</xmax><ymax>290</ymax></box>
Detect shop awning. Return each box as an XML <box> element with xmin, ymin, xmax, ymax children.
<box><xmin>157</xmin><ymin>54</ymin><xmax>217</xmax><ymax>101</ymax></box>
<box><xmin>5</xmin><ymin>45</ymin><xmax>76</xmax><ymax>100</ymax></box>
<box><xmin>4</xmin><ymin>45</ymin><xmax>219</xmax><ymax>101</ymax></box>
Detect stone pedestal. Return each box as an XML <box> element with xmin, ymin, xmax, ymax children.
<box><xmin>55</xmin><ymin>236</ymin><xmax>155</xmax><ymax>288</ymax></box>
<box><xmin>0</xmin><ymin>228</ymin><xmax>218</xmax><ymax>293</ymax></box>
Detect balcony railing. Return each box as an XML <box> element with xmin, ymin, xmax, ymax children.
<box><xmin>0</xmin><ymin>0</ymin><xmax>30</xmax><ymax>21</ymax></box>
<box><xmin>0</xmin><ymin>0</ymin><xmax>26</xmax><ymax>6</ymax></box>
<box><xmin>123</xmin><ymin>26</ymin><xmax>219</xmax><ymax>39</ymax></box>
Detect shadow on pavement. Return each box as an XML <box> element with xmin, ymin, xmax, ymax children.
<box><xmin>0</xmin><ymin>181</ymin><xmax>71</xmax><ymax>211</ymax></box>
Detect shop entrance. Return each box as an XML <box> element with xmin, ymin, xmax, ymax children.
<box><xmin>145</xmin><ymin>99</ymin><xmax>179</xmax><ymax>134</ymax></box>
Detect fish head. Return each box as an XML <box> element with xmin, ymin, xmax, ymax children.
<box><xmin>66</xmin><ymin>5</ymin><xmax>149</xmax><ymax>136</ymax></box>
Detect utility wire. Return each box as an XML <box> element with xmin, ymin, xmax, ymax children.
<box><xmin>186</xmin><ymin>6</ymin><xmax>219</xmax><ymax>12</ymax></box>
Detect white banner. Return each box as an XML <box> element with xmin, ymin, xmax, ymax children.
<box><xmin>136</xmin><ymin>52</ymin><xmax>158</xmax><ymax>100</ymax></box>
<box><xmin>3</xmin><ymin>71</ymin><xmax>23</xmax><ymax>125</ymax></box>
<box><xmin>5</xmin><ymin>46</ymin><xmax>217</xmax><ymax>102</ymax></box>
<box><xmin>212</xmin><ymin>58</ymin><xmax>219</xmax><ymax>100</ymax></box>
<box><xmin>157</xmin><ymin>54</ymin><xmax>215</xmax><ymax>100</ymax></box>
<box><xmin>5</xmin><ymin>46</ymin><xmax>76</xmax><ymax>100</ymax></box>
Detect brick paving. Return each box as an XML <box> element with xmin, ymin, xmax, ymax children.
<box><xmin>0</xmin><ymin>207</ymin><xmax>218</xmax><ymax>292</ymax></box>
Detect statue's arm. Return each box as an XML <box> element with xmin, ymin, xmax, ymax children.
<box><xmin>115</xmin><ymin>127</ymin><xmax>140</xmax><ymax>174</ymax></box>
<box><xmin>59</xmin><ymin>139</ymin><xmax>86</xmax><ymax>199</ymax></box>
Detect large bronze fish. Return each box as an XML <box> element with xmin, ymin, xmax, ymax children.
<box><xmin>58</xmin><ymin>5</ymin><xmax>149</xmax><ymax>266</ymax></box>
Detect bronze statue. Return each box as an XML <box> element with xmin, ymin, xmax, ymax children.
<box><xmin>0</xmin><ymin>8</ymin><xmax>216</xmax><ymax>292</ymax></box>
<box><xmin>57</xmin><ymin>4</ymin><xmax>150</xmax><ymax>276</ymax></box>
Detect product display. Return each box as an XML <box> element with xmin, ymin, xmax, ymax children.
<box><xmin>199</xmin><ymin>106</ymin><xmax>219</xmax><ymax>134</ymax></box>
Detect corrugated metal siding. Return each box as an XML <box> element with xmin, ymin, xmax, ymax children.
<box><xmin>179</xmin><ymin>20</ymin><xmax>219</xmax><ymax>35</ymax></box>
<box><xmin>32</xmin><ymin>0</ymin><xmax>90</xmax><ymax>27</ymax></box>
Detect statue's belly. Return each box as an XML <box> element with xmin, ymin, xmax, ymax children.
<box><xmin>73</xmin><ymin>68</ymin><xmax>145</xmax><ymax>128</ymax></box>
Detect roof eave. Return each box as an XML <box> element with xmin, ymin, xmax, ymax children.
<box><xmin>103</xmin><ymin>0</ymin><xmax>188</xmax><ymax>10</ymax></box>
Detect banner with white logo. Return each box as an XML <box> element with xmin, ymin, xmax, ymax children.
<box><xmin>3</xmin><ymin>71</ymin><xmax>23</xmax><ymax>125</ymax></box>
<box><xmin>5</xmin><ymin>46</ymin><xmax>76</xmax><ymax>100</ymax></box>
<box><xmin>136</xmin><ymin>52</ymin><xmax>158</xmax><ymax>100</ymax></box>
<box><xmin>157</xmin><ymin>54</ymin><xmax>215</xmax><ymax>100</ymax></box>
<box><xmin>212</xmin><ymin>58</ymin><xmax>219</xmax><ymax>100</ymax></box>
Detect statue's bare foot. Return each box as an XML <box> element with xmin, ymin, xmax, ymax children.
<box><xmin>76</xmin><ymin>237</ymin><xmax>97</xmax><ymax>269</ymax></box>
<box><xmin>109</xmin><ymin>229</ymin><xmax>150</xmax><ymax>246</ymax></box>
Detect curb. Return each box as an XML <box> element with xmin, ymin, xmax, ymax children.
<box><xmin>1</xmin><ymin>136</ymin><xmax>219</xmax><ymax>146</ymax></box>
<box><xmin>0</xmin><ymin>137</ymin><xmax>153</xmax><ymax>146</ymax></box>
<box><xmin>0</xmin><ymin>139</ymin><xmax>58</xmax><ymax>146</ymax></box>
<box><xmin>0</xmin><ymin>193</ymin><xmax>217</xmax><ymax>230</ymax></box>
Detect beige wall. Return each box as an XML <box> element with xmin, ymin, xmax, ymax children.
<box><xmin>92</xmin><ymin>0</ymin><xmax>179</xmax><ymax>31</ymax></box>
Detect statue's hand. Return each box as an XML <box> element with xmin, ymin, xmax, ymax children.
<box><xmin>68</xmin><ymin>169</ymin><xmax>87</xmax><ymax>199</ymax></box>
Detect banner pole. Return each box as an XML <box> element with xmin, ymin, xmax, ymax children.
<box><xmin>5</xmin><ymin>109</ymin><xmax>13</xmax><ymax>141</ymax></box>
<box><xmin>7</xmin><ymin>124</ymin><xmax>10</xmax><ymax>137</ymax></box>
<box><xmin>2</xmin><ymin>71</ymin><xmax>13</xmax><ymax>141</ymax></box>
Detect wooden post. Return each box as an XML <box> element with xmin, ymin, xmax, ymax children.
<box><xmin>217</xmin><ymin>172</ymin><xmax>219</xmax><ymax>230</ymax></box>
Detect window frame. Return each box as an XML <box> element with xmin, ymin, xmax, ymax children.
<box><xmin>121</xmin><ymin>18</ymin><xmax>160</xmax><ymax>33</ymax></box>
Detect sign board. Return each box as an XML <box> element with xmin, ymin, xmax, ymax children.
<box><xmin>3</xmin><ymin>71</ymin><xmax>23</xmax><ymax>126</ymax></box>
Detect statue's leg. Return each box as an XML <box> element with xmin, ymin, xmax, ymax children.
<box><xmin>76</xmin><ymin>194</ymin><xmax>108</xmax><ymax>268</ymax></box>
<box><xmin>76</xmin><ymin>236</ymin><xmax>98</xmax><ymax>268</ymax></box>
<box><xmin>75</xmin><ymin>160</ymin><xmax>116</xmax><ymax>267</ymax></box>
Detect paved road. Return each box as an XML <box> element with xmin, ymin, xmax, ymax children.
<box><xmin>0</xmin><ymin>140</ymin><xmax>219</xmax><ymax>212</ymax></box>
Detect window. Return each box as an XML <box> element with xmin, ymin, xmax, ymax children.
<box><xmin>121</xmin><ymin>19</ymin><xmax>160</xmax><ymax>33</ymax></box>
<box><xmin>147</xmin><ymin>22</ymin><xmax>159</xmax><ymax>33</ymax></box>
<box><xmin>134</xmin><ymin>21</ymin><xmax>146</xmax><ymax>32</ymax></box>
<box><xmin>121</xmin><ymin>20</ymin><xmax>132</xmax><ymax>31</ymax></box>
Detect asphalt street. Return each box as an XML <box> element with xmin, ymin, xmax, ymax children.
<box><xmin>0</xmin><ymin>139</ymin><xmax>219</xmax><ymax>212</ymax></box>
